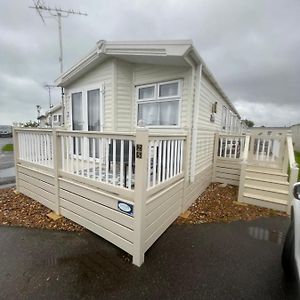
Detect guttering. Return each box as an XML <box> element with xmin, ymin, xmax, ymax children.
<box><xmin>184</xmin><ymin>53</ymin><xmax>202</xmax><ymax>183</ymax></box>
<box><xmin>188</xmin><ymin>46</ymin><xmax>240</xmax><ymax>119</ymax></box>
<box><xmin>55</xmin><ymin>41</ymin><xmax>106</xmax><ymax>87</ymax></box>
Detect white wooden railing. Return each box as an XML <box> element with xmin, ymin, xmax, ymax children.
<box><xmin>17</xmin><ymin>129</ymin><xmax>54</xmax><ymax>168</ymax></box>
<box><xmin>58</xmin><ymin>131</ymin><xmax>136</xmax><ymax>189</ymax></box>
<box><xmin>286</xmin><ymin>134</ymin><xmax>299</xmax><ymax>212</ymax></box>
<box><xmin>248</xmin><ymin>130</ymin><xmax>286</xmax><ymax>167</ymax></box>
<box><xmin>14</xmin><ymin>128</ymin><xmax>187</xmax><ymax>193</ymax></box>
<box><xmin>147</xmin><ymin>134</ymin><xmax>185</xmax><ymax>189</ymax></box>
<box><xmin>217</xmin><ymin>134</ymin><xmax>246</xmax><ymax>159</ymax></box>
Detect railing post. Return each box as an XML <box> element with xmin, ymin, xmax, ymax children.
<box><xmin>180</xmin><ymin>128</ymin><xmax>189</xmax><ymax>212</ymax></box>
<box><xmin>286</xmin><ymin>133</ymin><xmax>299</xmax><ymax>214</ymax></box>
<box><xmin>238</xmin><ymin>162</ymin><xmax>247</xmax><ymax>202</ymax></box>
<box><xmin>212</xmin><ymin>133</ymin><xmax>219</xmax><ymax>182</ymax></box>
<box><xmin>133</xmin><ymin>127</ymin><xmax>149</xmax><ymax>266</ymax></box>
<box><xmin>13</xmin><ymin>127</ymin><xmax>20</xmax><ymax>192</ymax></box>
<box><xmin>288</xmin><ymin>167</ymin><xmax>299</xmax><ymax>215</ymax></box>
<box><xmin>183</xmin><ymin>127</ymin><xmax>191</xmax><ymax>183</ymax></box>
<box><xmin>248</xmin><ymin>131</ymin><xmax>254</xmax><ymax>163</ymax></box>
<box><xmin>53</xmin><ymin>129</ymin><xmax>61</xmax><ymax>215</ymax></box>
<box><xmin>238</xmin><ymin>134</ymin><xmax>250</xmax><ymax>202</ymax></box>
<box><xmin>282</xmin><ymin>139</ymin><xmax>289</xmax><ymax>174</ymax></box>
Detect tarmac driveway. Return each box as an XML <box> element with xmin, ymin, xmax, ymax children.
<box><xmin>0</xmin><ymin>217</ymin><xmax>296</xmax><ymax>300</ymax></box>
<box><xmin>0</xmin><ymin>137</ymin><xmax>15</xmax><ymax>187</ymax></box>
<box><xmin>0</xmin><ymin>137</ymin><xmax>14</xmax><ymax>170</ymax></box>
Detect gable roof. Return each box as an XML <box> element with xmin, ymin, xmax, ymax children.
<box><xmin>55</xmin><ymin>40</ymin><xmax>239</xmax><ymax>117</ymax></box>
<box><xmin>37</xmin><ymin>103</ymin><xmax>62</xmax><ymax>120</ymax></box>
<box><xmin>47</xmin><ymin>103</ymin><xmax>62</xmax><ymax>115</ymax></box>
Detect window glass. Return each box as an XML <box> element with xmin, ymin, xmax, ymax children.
<box><xmin>138</xmin><ymin>86</ymin><xmax>155</xmax><ymax>100</ymax></box>
<box><xmin>222</xmin><ymin>106</ymin><xmax>227</xmax><ymax>130</ymax></box>
<box><xmin>159</xmin><ymin>101</ymin><xmax>179</xmax><ymax>125</ymax></box>
<box><xmin>72</xmin><ymin>92</ymin><xmax>83</xmax><ymax>130</ymax></box>
<box><xmin>138</xmin><ymin>102</ymin><xmax>159</xmax><ymax>125</ymax></box>
<box><xmin>159</xmin><ymin>82</ymin><xmax>179</xmax><ymax>97</ymax></box>
<box><xmin>87</xmin><ymin>89</ymin><xmax>100</xmax><ymax>131</ymax></box>
<box><xmin>137</xmin><ymin>80</ymin><xmax>180</xmax><ymax>127</ymax></box>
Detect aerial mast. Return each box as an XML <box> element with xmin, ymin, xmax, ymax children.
<box><xmin>43</xmin><ymin>83</ymin><xmax>56</xmax><ymax>108</ymax></box>
<box><xmin>29</xmin><ymin>1</ymin><xmax>87</xmax><ymax>124</ymax></box>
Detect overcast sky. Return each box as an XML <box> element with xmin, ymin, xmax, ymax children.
<box><xmin>0</xmin><ymin>0</ymin><xmax>299</xmax><ymax>127</ymax></box>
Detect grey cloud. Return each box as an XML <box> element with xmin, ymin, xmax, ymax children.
<box><xmin>235</xmin><ymin>100</ymin><xmax>299</xmax><ymax>127</ymax></box>
<box><xmin>0</xmin><ymin>0</ymin><xmax>299</xmax><ymax>126</ymax></box>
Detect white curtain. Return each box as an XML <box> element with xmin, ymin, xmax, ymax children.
<box><xmin>159</xmin><ymin>82</ymin><xmax>178</xmax><ymax>97</ymax></box>
<box><xmin>87</xmin><ymin>89</ymin><xmax>100</xmax><ymax>157</ymax></box>
<box><xmin>72</xmin><ymin>92</ymin><xmax>82</xmax><ymax>130</ymax></box>
<box><xmin>139</xmin><ymin>86</ymin><xmax>155</xmax><ymax>99</ymax></box>
<box><xmin>138</xmin><ymin>102</ymin><xmax>159</xmax><ymax>125</ymax></box>
<box><xmin>160</xmin><ymin>101</ymin><xmax>178</xmax><ymax>125</ymax></box>
<box><xmin>138</xmin><ymin>101</ymin><xmax>179</xmax><ymax>126</ymax></box>
<box><xmin>87</xmin><ymin>89</ymin><xmax>100</xmax><ymax>131</ymax></box>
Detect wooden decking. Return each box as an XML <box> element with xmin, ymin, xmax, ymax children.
<box><xmin>13</xmin><ymin>127</ymin><xmax>299</xmax><ymax>266</ymax></box>
<box><xmin>13</xmin><ymin>127</ymin><xmax>187</xmax><ymax>267</ymax></box>
<box><xmin>213</xmin><ymin>130</ymin><xmax>299</xmax><ymax>213</ymax></box>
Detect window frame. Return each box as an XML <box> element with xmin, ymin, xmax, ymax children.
<box><xmin>157</xmin><ymin>80</ymin><xmax>181</xmax><ymax>100</ymax></box>
<box><xmin>137</xmin><ymin>83</ymin><xmax>156</xmax><ymax>101</ymax></box>
<box><xmin>221</xmin><ymin>106</ymin><xmax>228</xmax><ymax>131</ymax></box>
<box><xmin>136</xmin><ymin>79</ymin><xmax>182</xmax><ymax>128</ymax></box>
<box><xmin>69</xmin><ymin>84</ymin><xmax>104</xmax><ymax>160</ymax></box>
<box><xmin>69</xmin><ymin>83</ymin><xmax>103</xmax><ymax>132</ymax></box>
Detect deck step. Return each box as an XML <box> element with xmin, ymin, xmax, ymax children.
<box><xmin>244</xmin><ymin>184</ymin><xmax>288</xmax><ymax>201</ymax></box>
<box><xmin>245</xmin><ymin>168</ymin><xmax>288</xmax><ymax>182</ymax></box>
<box><xmin>244</xmin><ymin>176</ymin><xmax>289</xmax><ymax>190</ymax></box>
<box><xmin>246</xmin><ymin>165</ymin><xmax>283</xmax><ymax>173</ymax></box>
<box><xmin>242</xmin><ymin>192</ymin><xmax>288</xmax><ymax>212</ymax></box>
<box><xmin>245</xmin><ymin>167</ymin><xmax>287</xmax><ymax>176</ymax></box>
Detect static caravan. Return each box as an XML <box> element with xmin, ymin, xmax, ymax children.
<box><xmin>14</xmin><ymin>40</ymin><xmax>297</xmax><ymax>266</ymax></box>
<box><xmin>38</xmin><ymin>103</ymin><xmax>63</xmax><ymax>128</ymax></box>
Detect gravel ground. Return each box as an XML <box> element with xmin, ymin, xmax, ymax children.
<box><xmin>0</xmin><ymin>188</ymin><xmax>83</xmax><ymax>232</ymax></box>
<box><xmin>0</xmin><ymin>184</ymin><xmax>287</xmax><ymax>231</ymax></box>
<box><xmin>177</xmin><ymin>183</ymin><xmax>288</xmax><ymax>224</ymax></box>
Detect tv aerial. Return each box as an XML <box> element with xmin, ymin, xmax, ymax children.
<box><xmin>29</xmin><ymin>1</ymin><xmax>87</xmax><ymax>124</ymax></box>
<box><xmin>29</xmin><ymin>0</ymin><xmax>87</xmax><ymax>74</ymax></box>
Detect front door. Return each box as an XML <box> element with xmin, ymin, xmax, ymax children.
<box><xmin>71</xmin><ymin>85</ymin><xmax>103</xmax><ymax>157</ymax></box>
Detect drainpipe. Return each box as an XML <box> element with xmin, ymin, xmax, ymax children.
<box><xmin>184</xmin><ymin>54</ymin><xmax>203</xmax><ymax>183</ymax></box>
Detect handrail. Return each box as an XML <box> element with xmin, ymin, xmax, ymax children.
<box><xmin>286</xmin><ymin>134</ymin><xmax>299</xmax><ymax>214</ymax></box>
<box><xmin>287</xmin><ymin>135</ymin><xmax>298</xmax><ymax>169</ymax></box>
<box><xmin>57</xmin><ymin>129</ymin><xmax>136</xmax><ymax>138</ymax></box>
<box><xmin>242</xmin><ymin>134</ymin><xmax>250</xmax><ymax>162</ymax></box>
<box><xmin>16</xmin><ymin>127</ymin><xmax>187</xmax><ymax>141</ymax></box>
<box><xmin>148</xmin><ymin>132</ymin><xmax>187</xmax><ymax>138</ymax></box>
<box><xmin>249</xmin><ymin>128</ymin><xmax>290</xmax><ymax>136</ymax></box>
<box><xmin>14</xmin><ymin>127</ymin><xmax>53</xmax><ymax>132</ymax></box>
<box><xmin>15</xmin><ymin>127</ymin><xmax>136</xmax><ymax>137</ymax></box>
<box><xmin>218</xmin><ymin>134</ymin><xmax>245</xmax><ymax>138</ymax></box>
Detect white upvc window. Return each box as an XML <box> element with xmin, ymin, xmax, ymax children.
<box><xmin>221</xmin><ymin>106</ymin><xmax>227</xmax><ymax>131</ymax></box>
<box><xmin>53</xmin><ymin>114</ymin><xmax>62</xmax><ymax>123</ymax></box>
<box><xmin>136</xmin><ymin>80</ymin><xmax>181</xmax><ymax>127</ymax></box>
<box><xmin>228</xmin><ymin>110</ymin><xmax>232</xmax><ymax>133</ymax></box>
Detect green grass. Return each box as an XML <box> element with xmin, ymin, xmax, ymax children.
<box><xmin>295</xmin><ymin>151</ymin><xmax>300</xmax><ymax>181</ymax></box>
<box><xmin>1</xmin><ymin>144</ymin><xmax>13</xmax><ymax>152</ymax></box>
